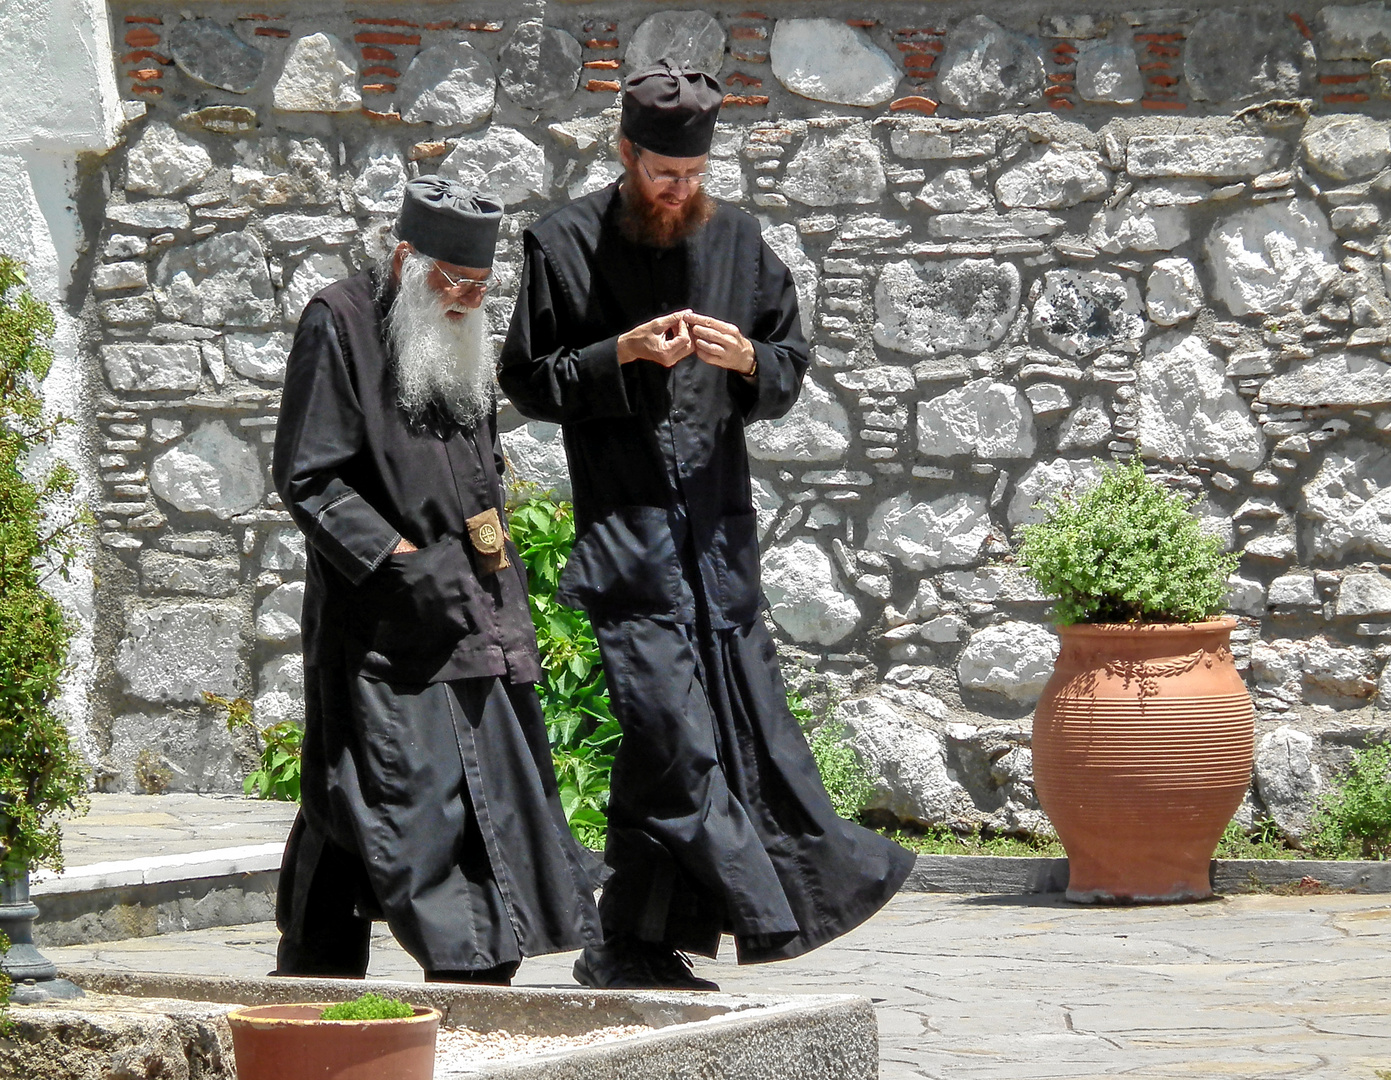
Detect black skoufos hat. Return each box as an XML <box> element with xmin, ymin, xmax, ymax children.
<box><xmin>395</xmin><ymin>176</ymin><xmax>503</xmax><ymax>268</ymax></box>
<box><xmin>621</xmin><ymin>59</ymin><xmax>723</xmax><ymax>158</ymax></box>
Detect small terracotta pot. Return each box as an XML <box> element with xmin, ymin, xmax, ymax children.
<box><xmin>227</xmin><ymin>1003</ymin><xmax>440</xmax><ymax>1080</ymax></box>
<box><xmin>1032</xmin><ymin>618</ymin><xmax>1255</xmax><ymax>903</ymax></box>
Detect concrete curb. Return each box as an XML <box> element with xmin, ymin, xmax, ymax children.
<box><xmin>55</xmin><ymin>971</ymin><xmax>879</xmax><ymax>1080</ymax></box>
<box><xmin>32</xmin><ymin>848</ymin><xmax>1391</xmax><ymax>947</ymax></box>
<box><xmin>905</xmin><ymin>854</ymin><xmax>1391</xmax><ymax>894</ymax></box>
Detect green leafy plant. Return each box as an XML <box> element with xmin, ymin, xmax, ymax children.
<box><xmin>134</xmin><ymin>749</ymin><xmax>173</xmax><ymax>795</ymax></box>
<box><xmin>1015</xmin><ymin>456</ymin><xmax>1239</xmax><ymax>625</ymax></box>
<box><xmin>1216</xmin><ymin>818</ymin><xmax>1303</xmax><ymax>861</ymax></box>
<box><xmin>205</xmin><ymin>692</ymin><xmax>303</xmax><ymax>802</ymax></box>
<box><xmin>882</xmin><ymin>825</ymin><xmax>1066</xmax><ymax>858</ymax></box>
<box><xmin>1307</xmin><ymin>744</ymin><xmax>1391</xmax><ymax>859</ymax></box>
<box><xmin>320</xmin><ymin>992</ymin><xmax>414</xmax><ymax>1020</ymax></box>
<box><xmin>0</xmin><ymin>255</ymin><xmax>89</xmax><ymax>885</ymax></box>
<box><xmin>788</xmin><ymin>685</ymin><xmax>876</xmax><ymax>821</ymax></box>
<box><xmin>508</xmin><ymin>494</ymin><xmax>618</xmax><ymax>848</ymax></box>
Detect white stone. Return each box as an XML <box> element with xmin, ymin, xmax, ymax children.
<box><xmin>106</xmin><ymin>200</ymin><xmax>190</xmax><ymax>231</ymax></box>
<box><xmin>1303</xmin><ymin>637</ymin><xmax>1377</xmax><ymax>699</ymax></box>
<box><xmin>497</xmin><ymin>22</ymin><xmax>583</xmax><ymax>112</ymax></box>
<box><xmin>256</xmin><ymin>582</ymin><xmax>304</xmax><ymax>643</ymax></box>
<box><xmin>920</xmin><ymin>615</ymin><xmax>967</xmax><ymax>643</ymax></box>
<box><xmin>1076</xmin><ymin>35</ymin><xmax>1142</xmax><ymax>104</ymax></box>
<box><xmin>937</xmin><ymin>15</ymin><xmax>1045</xmax><ymax>113</ymax></box>
<box><xmin>232</xmin><ymin>136</ymin><xmax>337</xmax><ymax>208</ymax></box>
<box><xmin>398</xmin><ymin>42</ymin><xmax>496</xmax><ymax>127</ymax></box>
<box><xmin>1227</xmin><ymin>573</ymin><xmax>1268</xmax><ymax>615</ymax></box>
<box><xmin>1204</xmin><ymin>198</ymin><xmax>1338</xmax><ymax>316</ymax></box>
<box><xmin>157</xmin><ymin>232</ymin><xmax>274</xmax><ymax>327</ymax></box>
<box><xmin>353</xmin><ymin>141</ymin><xmax>407</xmax><ymax>215</ymax></box>
<box><xmin>874</xmin><ymin>258</ymin><xmax>1020</xmax><ymax>356</ymax></box>
<box><xmin>101</xmin><ymin>344</ymin><xmax>202</xmax><ymax>392</ymax></box>
<box><xmin>258</xmin><ymin>214</ymin><xmax>357</xmax><ymax>245</ymax></box>
<box><xmin>1268</xmin><ymin>572</ymin><xmax>1320</xmax><ymax>606</ymax></box>
<box><xmin>914</xmin><ymin>167</ymin><xmax>991</xmax><ymax>212</ymax></box>
<box><xmin>1146</xmin><ymin>257</ymin><xmax>1204</xmax><ymax>325</ymax></box>
<box><xmin>916</xmin><ymin>378</ymin><xmax>1037</xmax><ymax>460</ymax></box>
<box><xmin>149</xmin><ymin>421</ymin><xmax>264</xmax><ymax>520</ymax></box>
<box><xmin>1008</xmin><ymin>457</ymin><xmax>1103</xmax><ymax>527</ymax></box>
<box><xmin>1254</xmin><ymin>726</ymin><xmax>1322</xmax><ymax>840</ymax></box>
<box><xmin>761</xmin><ymin>538</ymin><xmax>861</xmax><ymax>645</ymax></box>
<box><xmin>1127</xmin><ymin>134</ymin><xmax>1287</xmax><ymax>179</ymax></box>
<box><xmin>1023</xmin><ymin>382</ymin><xmax>1071</xmax><ymax>417</ymax></box>
<box><xmin>780</xmin><ymin>123</ymin><xmax>886</xmax><ymax>206</ymax></box>
<box><xmin>751</xmin><ymin>477</ymin><xmax>783</xmax><ymax>540</ymax></box>
<box><xmin>125</xmin><ymin>121</ymin><xmax>212</xmax><ymax>196</ymax></box>
<box><xmin>1318</xmin><ymin>3</ymin><xmax>1391</xmax><ymax>59</ymax></box>
<box><xmin>1337</xmin><ymin>572</ymin><xmax>1391</xmax><ymax>615</ymax></box>
<box><xmin>439</xmin><ymin>126</ymin><xmax>548</xmax><ymax>205</ymax></box>
<box><xmin>866</xmin><ymin>492</ymin><xmax>992</xmax><ymax>570</ymax></box>
<box><xmin>225</xmin><ymin>332</ymin><xmax>290</xmax><ymax>383</ymax></box>
<box><xmin>273</xmin><ymin>33</ymin><xmax>361</xmax><ymax>113</ymax></box>
<box><xmin>255</xmin><ymin>652</ymin><xmax>304</xmax><ymax>726</ymax></box>
<box><xmin>1087</xmin><ymin>201</ymin><xmax>1191</xmax><ymax>253</ymax></box>
<box><xmin>108</xmin><ymin>709</ymin><xmax>245</xmax><ymax>793</ymax></box>
<box><xmin>566</xmin><ymin>159</ymin><xmax>623</xmax><ymax>200</ymax></box>
<box><xmin>837</xmin><ymin>696</ymin><xmax>967</xmax><ymax>825</ymax></box>
<box><xmin>282</xmin><ymin>252</ymin><xmax>347</xmax><ymax>322</ymax></box>
<box><xmin>1302</xmin><ymin>441</ymin><xmax>1391</xmax><ymax>559</ymax></box>
<box><xmin>261</xmin><ymin>526</ymin><xmax>306</xmax><ymax>571</ymax></box>
<box><xmin>761</xmin><ymin>222</ymin><xmax>817</xmax><ymax>336</ymax></box>
<box><xmin>939</xmin><ymin>566</ymin><xmax>1046</xmax><ymax>603</ymax></box>
<box><xmin>626</xmin><ymin>9</ymin><xmax>726</xmax><ymax>75</ymax></box>
<box><xmin>1259</xmin><ymin>351</ymin><xmax>1391</xmax><ymax>408</ymax></box>
<box><xmin>957</xmin><ymin>621</ymin><xmax>1059</xmax><ymax>705</ymax></box>
<box><xmin>929</xmin><ymin>210</ymin><xmax>1065</xmax><ymax>239</ymax></box>
<box><xmin>115</xmin><ymin>602</ymin><xmax>246</xmax><ymax>703</ymax></box>
<box><xmin>93</xmin><ymin>261</ymin><xmax>148</xmax><ymax>291</ymax></box>
<box><xmin>1031</xmin><ymin>268</ymin><xmax>1146</xmax><ymax>357</ymax></box>
<box><xmin>770</xmin><ymin>19</ymin><xmax>900</xmax><ymax>107</ymax></box>
<box><xmin>1302</xmin><ymin>114</ymin><xmax>1391</xmax><ymax>180</ymax></box>
<box><xmin>747</xmin><ymin>376</ymin><xmax>850</xmax><ymax>462</ymax></box>
<box><xmin>996</xmin><ymin>148</ymin><xmax>1109</xmax><ymax>210</ymax></box>
<box><xmin>1057</xmin><ymin>396</ymin><xmax>1113</xmax><ymax>450</ymax></box>
<box><xmin>704</xmin><ymin>156</ymin><xmax>745</xmax><ymax>202</ymax></box>
<box><xmin>1251</xmin><ymin>638</ymin><xmax>1305</xmax><ymax>691</ymax></box>
<box><xmin>500</xmin><ymin>421</ymin><xmax>571</xmax><ymax>499</ymax></box>
<box><xmin>1138</xmin><ymin>333</ymin><xmax>1265</xmax><ymax>471</ymax></box>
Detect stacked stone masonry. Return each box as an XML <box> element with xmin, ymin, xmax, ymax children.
<box><xmin>81</xmin><ymin>0</ymin><xmax>1391</xmax><ymax>842</ymax></box>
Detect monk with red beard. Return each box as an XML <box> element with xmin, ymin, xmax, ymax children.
<box><xmin>500</xmin><ymin>62</ymin><xmax>912</xmax><ymax>991</ymax></box>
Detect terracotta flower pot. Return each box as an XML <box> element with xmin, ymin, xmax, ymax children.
<box><xmin>228</xmin><ymin>1003</ymin><xmax>440</xmax><ymax>1080</ymax></box>
<box><xmin>1032</xmin><ymin>618</ymin><xmax>1254</xmax><ymax>903</ymax></box>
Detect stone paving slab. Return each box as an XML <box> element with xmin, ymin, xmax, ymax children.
<box><xmin>46</xmin><ymin>892</ymin><xmax>1391</xmax><ymax>1080</ymax></box>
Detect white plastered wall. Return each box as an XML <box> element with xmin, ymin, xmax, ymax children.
<box><xmin>0</xmin><ymin>0</ymin><xmax>123</xmax><ymax>765</ymax></box>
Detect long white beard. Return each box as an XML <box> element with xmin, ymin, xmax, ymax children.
<box><xmin>385</xmin><ymin>251</ymin><xmax>494</xmax><ymax>430</ymax></box>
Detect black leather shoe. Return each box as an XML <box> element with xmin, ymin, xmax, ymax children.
<box><xmin>573</xmin><ymin>940</ymin><xmax>718</xmax><ymax>991</ymax></box>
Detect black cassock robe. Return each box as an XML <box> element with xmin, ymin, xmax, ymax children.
<box><xmin>499</xmin><ymin>184</ymin><xmax>913</xmax><ymax>963</ymax></box>
<box><xmin>272</xmin><ymin>270</ymin><xmax>600</xmax><ymax>975</ymax></box>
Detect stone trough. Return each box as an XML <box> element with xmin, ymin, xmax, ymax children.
<box><xmin>4</xmin><ymin>971</ymin><xmax>877</xmax><ymax>1080</ymax></box>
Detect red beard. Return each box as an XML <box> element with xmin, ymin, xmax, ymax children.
<box><xmin>618</xmin><ymin>173</ymin><xmax>716</xmax><ymax>248</ymax></box>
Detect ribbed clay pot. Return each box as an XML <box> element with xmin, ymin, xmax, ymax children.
<box><xmin>227</xmin><ymin>1003</ymin><xmax>440</xmax><ymax>1080</ymax></box>
<box><xmin>1032</xmin><ymin>618</ymin><xmax>1255</xmax><ymax>903</ymax></box>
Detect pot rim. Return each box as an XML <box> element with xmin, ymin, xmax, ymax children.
<box><xmin>227</xmin><ymin>1003</ymin><xmax>440</xmax><ymax>1029</ymax></box>
<box><xmin>1055</xmin><ymin>616</ymin><xmax>1238</xmax><ymax>637</ymax></box>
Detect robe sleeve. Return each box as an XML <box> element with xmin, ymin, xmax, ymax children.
<box><xmin>272</xmin><ymin>301</ymin><xmax>401</xmax><ymax>587</ymax></box>
<box><xmin>729</xmin><ymin>237</ymin><xmax>810</xmax><ymax>424</ymax></box>
<box><xmin>497</xmin><ymin>233</ymin><xmax>636</xmax><ymax>424</ymax></box>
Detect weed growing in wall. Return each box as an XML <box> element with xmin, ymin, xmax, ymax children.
<box><xmin>1308</xmin><ymin>744</ymin><xmax>1391</xmax><ymax>859</ymax></box>
<box><xmin>205</xmin><ymin>692</ymin><xmax>303</xmax><ymax>802</ymax></box>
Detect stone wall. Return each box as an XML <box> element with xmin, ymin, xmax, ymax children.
<box><xmin>78</xmin><ymin>0</ymin><xmax>1391</xmax><ymax>839</ymax></box>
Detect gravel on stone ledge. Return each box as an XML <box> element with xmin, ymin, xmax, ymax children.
<box><xmin>436</xmin><ymin>1023</ymin><xmax>651</xmax><ymax>1070</ymax></box>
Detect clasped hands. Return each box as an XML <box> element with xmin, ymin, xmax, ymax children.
<box><xmin>617</xmin><ymin>310</ymin><xmax>756</xmax><ymax>378</ymax></box>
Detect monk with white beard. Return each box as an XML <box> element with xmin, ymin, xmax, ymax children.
<box><xmin>272</xmin><ymin>177</ymin><xmax>600</xmax><ymax>984</ymax></box>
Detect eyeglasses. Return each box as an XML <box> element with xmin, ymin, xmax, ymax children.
<box><xmin>433</xmin><ymin>263</ymin><xmax>494</xmax><ymax>294</ymax></box>
<box><xmin>638</xmin><ymin>155</ymin><xmax>707</xmax><ymax>189</ymax></box>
